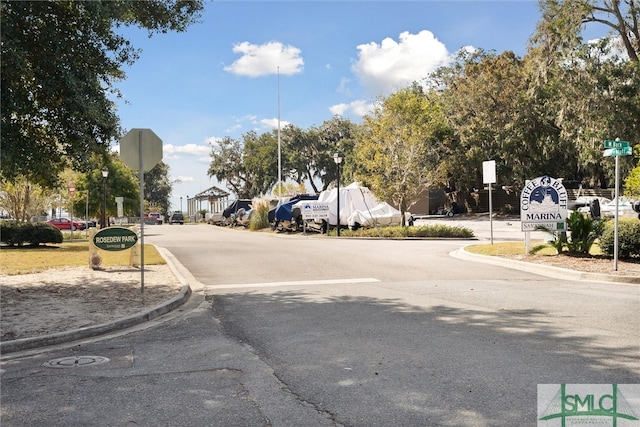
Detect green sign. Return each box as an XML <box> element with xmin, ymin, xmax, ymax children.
<box><xmin>93</xmin><ymin>227</ymin><xmax>138</xmax><ymax>251</ymax></box>
<box><xmin>604</xmin><ymin>139</ymin><xmax>630</xmax><ymax>149</ymax></box>
<box><xmin>603</xmin><ymin>147</ymin><xmax>632</xmax><ymax>157</ymax></box>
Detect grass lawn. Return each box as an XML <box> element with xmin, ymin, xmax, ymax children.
<box><xmin>0</xmin><ymin>241</ymin><xmax>165</xmax><ymax>275</ymax></box>
<box><xmin>464</xmin><ymin>240</ymin><xmax>604</xmax><ymax>256</ymax></box>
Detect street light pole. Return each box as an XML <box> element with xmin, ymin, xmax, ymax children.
<box><xmin>333</xmin><ymin>152</ymin><xmax>344</xmax><ymax>236</ymax></box>
<box><xmin>101</xmin><ymin>167</ymin><xmax>109</xmax><ymax>228</ymax></box>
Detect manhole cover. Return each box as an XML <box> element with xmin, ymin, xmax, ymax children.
<box><xmin>43</xmin><ymin>355</ymin><xmax>110</xmax><ymax>369</ymax></box>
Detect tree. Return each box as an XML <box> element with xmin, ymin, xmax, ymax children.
<box><xmin>0</xmin><ymin>176</ymin><xmax>54</xmax><ymax>221</ymax></box>
<box><xmin>280</xmin><ymin>117</ymin><xmax>358</xmax><ymax>193</ymax></box>
<box><xmin>72</xmin><ymin>155</ymin><xmax>140</xmax><ymax>219</ymax></box>
<box><xmin>1</xmin><ymin>0</ymin><xmax>204</xmax><ymax>188</ymax></box>
<box><xmin>208</xmin><ymin>132</ymin><xmax>278</xmax><ymax>199</ymax></box>
<box><xmin>317</xmin><ymin>116</ymin><xmax>358</xmax><ymax>190</ymax></box>
<box><xmin>144</xmin><ymin>161</ymin><xmax>172</xmax><ymax>216</ymax></box>
<box><xmin>433</xmin><ymin>50</ymin><xmax>564</xmax><ymax>192</ymax></box>
<box><xmin>354</xmin><ymin>84</ymin><xmax>452</xmax><ymax>222</ymax></box>
<box><xmin>528</xmin><ymin>1</ymin><xmax>640</xmax><ymax>187</ymax></box>
<box><xmin>532</xmin><ymin>0</ymin><xmax>639</xmax><ymax>63</ymax></box>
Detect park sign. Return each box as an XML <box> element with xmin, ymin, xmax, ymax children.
<box><xmin>520</xmin><ymin>175</ymin><xmax>568</xmax><ymax>232</ymax></box>
<box><xmin>93</xmin><ymin>227</ymin><xmax>138</xmax><ymax>251</ymax></box>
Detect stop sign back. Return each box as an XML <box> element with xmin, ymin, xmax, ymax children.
<box><xmin>119</xmin><ymin>128</ymin><xmax>163</xmax><ymax>172</ymax></box>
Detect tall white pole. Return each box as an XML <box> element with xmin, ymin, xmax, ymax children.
<box><xmin>277</xmin><ymin>66</ymin><xmax>282</xmax><ymax>198</ymax></box>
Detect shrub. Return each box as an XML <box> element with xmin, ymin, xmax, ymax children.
<box><xmin>0</xmin><ymin>221</ymin><xmax>63</xmax><ymax>246</ymax></box>
<box><xmin>565</xmin><ymin>211</ymin><xmax>604</xmax><ymax>254</ymax></box>
<box><xmin>598</xmin><ymin>218</ymin><xmax>640</xmax><ymax>258</ymax></box>
<box><xmin>531</xmin><ymin>211</ymin><xmax>604</xmax><ymax>255</ymax></box>
<box><xmin>249</xmin><ymin>198</ymin><xmax>271</xmax><ymax>231</ymax></box>
<box><xmin>334</xmin><ymin>224</ymin><xmax>474</xmax><ymax>238</ymax></box>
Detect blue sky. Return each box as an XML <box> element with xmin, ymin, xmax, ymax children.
<box><xmin>111</xmin><ymin>1</ymin><xmax>602</xmax><ymax>212</ymax></box>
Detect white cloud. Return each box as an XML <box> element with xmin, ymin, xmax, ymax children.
<box><xmin>329</xmin><ymin>100</ymin><xmax>375</xmax><ymax>118</ymax></box>
<box><xmin>224</xmin><ymin>41</ymin><xmax>304</xmax><ymax>77</ymax></box>
<box><xmin>164</xmin><ymin>143</ymin><xmax>211</xmax><ymax>157</ymax></box>
<box><xmin>172</xmin><ymin>176</ymin><xmax>195</xmax><ymax>183</ymax></box>
<box><xmin>260</xmin><ymin>117</ymin><xmax>291</xmax><ymax>130</ymax></box>
<box><xmin>336</xmin><ymin>77</ymin><xmax>351</xmax><ymax>96</ymax></box>
<box><xmin>352</xmin><ymin>30</ymin><xmax>451</xmax><ymax>96</ymax></box>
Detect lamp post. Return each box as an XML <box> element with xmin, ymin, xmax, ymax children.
<box><xmin>180</xmin><ymin>196</ymin><xmax>183</xmax><ymax>213</ymax></box>
<box><xmin>101</xmin><ymin>167</ymin><xmax>109</xmax><ymax>228</ymax></box>
<box><xmin>333</xmin><ymin>152</ymin><xmax>344</xmax><ymax>236</ymax></box>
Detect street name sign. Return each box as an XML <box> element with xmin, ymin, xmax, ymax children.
<box><xmin>604</xmin><ymin>147</ymin><xmax>632</xmax><ymax>157</ymax></box>
<box><xmin>604</xmin><ymin>139</ymin><xmax>630</xmax><ymax>149</ymax></box>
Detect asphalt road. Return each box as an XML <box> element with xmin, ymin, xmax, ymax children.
<box><xmin>1</xmin><ymin>222</ymin><xmax>638</xmax><ymax>427</ymax></box>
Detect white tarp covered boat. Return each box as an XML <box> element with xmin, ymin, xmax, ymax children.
<box><xmin>347</xmin><ymin>201</ymin><xmax>402</xmax><ymax>229</ymax></box>
<box><xmin>295</xmin><ymin>183</ymin><xmax>402</xmax><ymax>229</ymax></box>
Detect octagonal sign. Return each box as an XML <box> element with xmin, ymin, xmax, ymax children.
<box><xmin>119</xmin><ymin>128</ymin><xmax>163</xmax><ymax>172</ymax></box>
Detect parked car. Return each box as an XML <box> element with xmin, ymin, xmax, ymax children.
<box><xmin>147</xmin><ymin>212</ymin><xmax>164</xmax><ymax>225</ymax></box>
<box><xmin>73</xmin><ymin>217</ymin><xmax>96</xmax><ymax>228</ymax></box>
<box><xmin>169</xmin><ymin>212</ymin><xmax>184</xmax><ymax>224</ymax></box>
<box><xmin>48</xmin><ymin>217</ymin><xmax>86</xmax><ymax>230</ymax></box>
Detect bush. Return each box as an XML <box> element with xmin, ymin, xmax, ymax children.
<box><xmin>531</xmin><ymin>211</ymin><xmax>604</xmax><ymax>255</ymax></box>
<box><xmin>334</xmin><ymin>224</ymin><xmax>474</xmax><ymax>238</ymax></box>
<box><xmin>0</xmin><ymin>221</ymin><xmax>63</xmax><ymax>246</ymax></box>
<box><xmin>598</xmin><ymin>218</ymin><xmax>640</xmax><ymax>258</ymax></box>
<box><xmin>249</xmin><ymin>199</ymin><xmax>271</xmax><ymax>231</ymax></box>
<box><xmin>566</xmin><ymin>211</ymin><xmax>604</xmax><ymax>254</ymax></box>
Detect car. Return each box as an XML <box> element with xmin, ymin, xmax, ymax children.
<box><xmin>47</xmin><ymin>217</ymin><xmax>86</xmax><ymax>231</ymax></box>
<box><xmin>147</xmin><ymin>212</ymin><xmax>164</xmax><ymax>225</ymax></box>
<box><xmin>169</xmin><ymin>212</ymin><xmax>184</xmax><ymax>224</ymax></box>
<box><xmin>73</xmin><ymin>217</ymin><xmax>96</xmax><ymax>228</ymax></box>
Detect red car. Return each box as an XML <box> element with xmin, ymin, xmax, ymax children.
<box><xmin>47</xmin><ymin>218</ymin><xmax>86</xmax><ymax>231</ymax></box>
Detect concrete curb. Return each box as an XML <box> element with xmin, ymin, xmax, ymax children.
<box><xmin>0</xmin><ymin>247</ymin><xmax>193</xmax><ymax>355</ymax></box>
<box><xmin>452</xmin><ymin>246</ymin><xmax>640</xmax><ymax>285</ymax></box>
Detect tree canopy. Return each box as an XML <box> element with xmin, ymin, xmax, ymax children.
<box><xmin>1</xmin><ymin>0</ymin><xmax>204</xmax><ymax>188</ymax></box>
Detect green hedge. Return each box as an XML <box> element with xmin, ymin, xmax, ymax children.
<box><xmin>598</xmin><ymin>218</ymin><xmax>640</xmax><ymax>258</ymax></box>
<box><xmin>335</xmin><ymin>224</ymin><xmax>474</xmax><ymax>238</ymax></box>
<box><xmin>0</xmin><ymin>221</ymin><xmax>63</xmax><ymax>246</ymax></box>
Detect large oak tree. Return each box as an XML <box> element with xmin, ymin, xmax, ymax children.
<box><xmin>1</xmin><ymin>0</ymin><xmax>204</xmax><ymax>188</ymax></box>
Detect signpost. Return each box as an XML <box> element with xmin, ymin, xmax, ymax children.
<box><xmin>482</xmin><ymin>160</ymin><xmax>496</xmax><ymax>244</ymax></box>
<box><xmin>68</xmin><ymin>182</ymin><xmax>76</xmax><ymax>242</ymax></box>
<box><xmin>603</xmin><ymin>138</ymin><xmax>633</xmax><ymax>271</ymax></box>
<box><xmin>119</xmin><ymin>129</ymin><xmax>163</xmax><ymax>293</ymax></box>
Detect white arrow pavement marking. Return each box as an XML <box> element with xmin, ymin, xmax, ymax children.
<box><xmin>205</xmin><ymin>278</ymin><xmax>380</xmax><ymax>290</ymax></box>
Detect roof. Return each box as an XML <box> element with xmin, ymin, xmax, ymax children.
<box><xmin>192</xmin><ymin>186</ymin><xmax>230</xmax><ymax>201</ymax></box>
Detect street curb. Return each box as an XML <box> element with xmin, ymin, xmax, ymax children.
<box><xmin>452</xmin><ymin>246</ymin><xmax>640</xmax><ymax>285</ymax></box>
<box><xmin>0</xmin><ymin>249</ymin><xmax>192</xmax><ymax>355</ymax></box>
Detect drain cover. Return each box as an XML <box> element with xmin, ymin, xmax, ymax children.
<box><xmin>43</xmin><ymin>355</ymin><xmax>110</xmax><ymax>369</ymax></box>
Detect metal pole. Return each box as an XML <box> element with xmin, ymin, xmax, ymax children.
<box><xmin>489</xmin><ymin>184</ymin><xmax>493</xmax><ymax>245</ymax></box>
<box><xmin>101</xmin><ymin>177</ymin><xmax>107</xmax><ymax>229</ymax></box>
<box><xmin>614</xmin><ymin>152</ymin><xmax>619</xmax><ymax>271</ymax></box>
<box><xmin>85</xmin><ymin>189</ymin><xmax>89</xmax><ymax>237</ymax></box>
<box><xmin>139</xmin><ymin>130</ymin><xmax>145</xmax><ymax>293</ymax></box>
<box><xmin>336</xmin><ymin>164</ymin><xmax>341</xmax><ymax>237</ymax></box>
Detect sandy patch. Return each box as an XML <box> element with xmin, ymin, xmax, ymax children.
<box><xmin>0</xmin><ymin>265</ymin><xmax>182</xmax><ymax>341</ymax></box>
